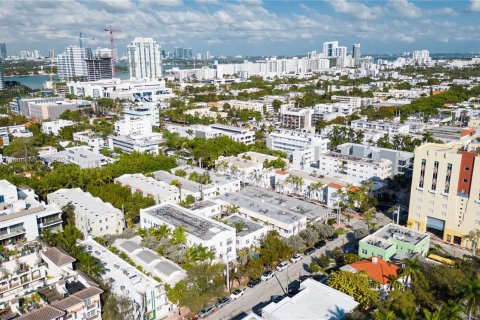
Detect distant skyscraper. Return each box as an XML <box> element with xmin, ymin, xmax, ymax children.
<box><xmin>353</xmin><ymin>44</ymin><xmax>361</xmax><ymax>67</ymax></box>
<box><xmin>0</xmin><ymin>43</ymin><xmax>6</xmax><ymax>59</ymax></box>
<box><xmin>56</xmin><ymin>46</ymin><xmax>91</xmax><ymax>81</ymax></box>
<box><xmin>0</xmin><ymin>60</ymin><xmax>4</xmax><ymax>90</ymax></box>
<box><xmin>85</xmin><ymin>48</ymin><xmax>113</xmax><ymax>81</ymax></box>
<box><xmin>127</xmin><ymin>37</ymin><xmax>162</xmax><ymax>80</ymax></box>
<box><xmin>323</xmin><ymin>41</ymin><xmax>338</xmax><ymax>58</ymax></box>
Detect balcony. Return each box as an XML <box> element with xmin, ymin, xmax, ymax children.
<box><xmin>0</xmin><ymin>228</ymin><xmax>26</xmax><ymax>241</ymax></box>
<box><xmin>39</xmin><ymin>217</ymin><xmax>63</xmax><ymax>228</ymax></box>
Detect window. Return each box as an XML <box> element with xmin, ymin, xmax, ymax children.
<box><xmin>431</xmin><ymin>161</ymin><xmax>439</xmax><ymax>191</ymax></box>
<box><xmin>419</xmin><ymin>159</ymin><xmax>426</xmax><ymax>188</ymax></box>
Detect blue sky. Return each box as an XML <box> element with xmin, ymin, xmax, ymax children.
<box><xmin>1</xmin><ymin>0</ymin><xmax>480</xmax><ymax>57</ymax></box>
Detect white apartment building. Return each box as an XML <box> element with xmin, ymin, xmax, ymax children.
<box><xmin>72</xmin><ymin>130</ymin><xmax>105</xmax><ymax>148</ymax></box>
<box><xmin>223</xmin><ymin>214</ymin><xmax>268</xmax><ymax>250</ymax></box>
<box><xmin>40</xmin><ymin>146</ymin><xmax>114</xmax><ymax>169</ymax></box>
<box><xmin>412</xmin><ymin>50</ymin><xmax>431</xmax><ymax>65</ymax></box>
<box><xmin>114</xmin><ymin>117</ymin><xmax>152</xmax><ymax>136</ymax></box>
<box><xmin>114</xmin><ymin>173</ymin><xmax>180</xmax><ymax>204</ymax></box>
<box><xmin>215</xmin><ymin>187</ymin><xmax>310</xmax><ymax>238</ymax></box>
<box><xmin>127</xmin><ymin>37</ymin><xmax>162</xmax><ymax>80</ymax></box>
<box><xmin>152</xmin><ymin>170</ymin><xmax>218</xmax><ymax>200</ymax></box>
<box><xmin>108</xmin><ymin>134</ymin><xmax>162</xmax><ymax>155</ymax></box>
<box><xmin>210</xmin><ymin>124</ymin><xmax>256</xmax><ymax>144</ymax></box>
<box><xmin>350</xmin><ymin>119</ymin><xmax>410</xmax><ymax>135</ymax></box>
<box><xmin>173</xmin><ymin>165</ymin><xmax>241</xmax><ymax>195</ymax></box>
<box><xmin>317</xmin><ymin>152</ymin><xmax>392</xmax><ymax>181</ymax></box>
<box><xmin>407</xmin><ymin>143</ymin><xmax>480</xmax><ymax>248</ymax></box>
<box><xmin>215</xmin><ymin>155</ymin><xmax>271</xmax><ymax>188</ymax></box>
<box><xmin>41</xmin><ymin>119</ymin><xmax>74</xmax><ymax>135</ymax></box>
<box><xmin>124</xmin><ymin>102</ymin><xmax>161</xmax><ymax>127</ymax></box>
<box><xmin>83</xmin><ymin>238</ymin><xmax>172</xmax><ymax>320</ymax></box>
<box><xmin>114</xmin><ymin>237</ymin><xmax>187</xmax><ymax>287</ymax></box>
<box><xmin>225</xmin><ymin>100</ymin><xmax>265</xmax><ymax>114</ymax></box>
<box><xmin>56</xmin><ymin>46</ymin><xmax>89</xmax><ymax>80</ymax></box>
<box><xmin>0</xmin><ymin>180</ymin><xmax>62</xmax><ymax>247</ymax></box>
<box><xmin>140</xmin><ymin>203</ymin><xmax>237</xmax><ymax>261</ymax></box>
<box><xmin>267</xmin><ymin>129</ymin><xmax>330</xmax><ymax>156</ymax></box>
<box><xmin>48</xmin><ymin>188</ymin><xmax>125</xmax><ymax>238</ymax></box>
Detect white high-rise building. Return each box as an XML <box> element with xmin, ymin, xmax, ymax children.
<box><xmin>127</xmin><ymin>37</ymin><xmax>162</xmax><ymax>80</ymax></box>
<box><xmin>412</xmin><ymin>50</ymin><xmax>431</xmax><ymax>65</ymax></box>
<box><xmin>323</xmin><ymin>41</ymin><xmax>338</xmax><ymax>58</ymax></box>
<box><xmin>56</xmin><ymin>46</ymin><xmax>90</xmax><ymax>80</ymax></box>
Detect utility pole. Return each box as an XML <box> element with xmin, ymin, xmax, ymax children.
<box><xmin>225</xmin><ymin>256</ymin><xmax>230</xmax><ymax>292</ymax></box>
<box><xmin>396</xmin><ymin>205</ymin><xmax>401</xmax><ymax>224</ymax></box>
<box><xmin>337</xmin><ymin>203</ymin><xmax>341</xmax><ymax>225</ymax></box>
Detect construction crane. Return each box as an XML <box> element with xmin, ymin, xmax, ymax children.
<box><xmin>104</xmin><ymin>26</ymin><xmax>121</xmax><ymax>78</ymax></box>
<box><xmin>49</xmin><ymin>49</ymin><xmax>55</xmax><ymax>83</ymax></box>
<box><xmin>49</xmin><ymin>32</ymin><xmax>95</xmax><ymax>49</ymax></box>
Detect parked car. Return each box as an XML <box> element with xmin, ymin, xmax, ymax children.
<box><xmin>287</xmin><ymin>288</ymin><xmax>304</xmax><ymax>297</ymax></box>
<box><xmin>276</xmin><ymin>261</ymin><xmax>289</xmax><ymax>272</ymax></box>
<box><xmin>314</xmin><ymin>240</ymin><xmax>326</xmax><ymax>249</ymax></box>
<box><xmin>261</xmin><ymin>270</ymin><xmax>275</xmax><ymax>281</ymax></box>
<box><xmin>327</xmin><ymin>233</ymin><xmax>339</xmax><ymax>241</ymax></box>
<box><xmin>290</xmin><ymin>254</ymin><xmax>302</xmax><ymax>263</ymax></box>
<box><xmin>271</xmin><ymin>295</ymin><xmax>284</xmax><ymax>303</ymax></box>
<box><xmin>248</xmin><ymin>278</ymin><xmax>261</xmax><ymax>288</ymax></box>
<box><xmin>304</xmin><ymin>247</ymin><xmax>316</xmax><ymax>255</ymax></box>
<box><xmin>215</xmin><ymin>296</ymin><xmax>231</xmax><ymax>308</ymax></box>
<box><xmin>198</xmin><ymin>305</ymin><xmax>215</xmax><ymax>318</ymax></box>
<box><xmin>230</xmin><ymin>288</ymin><xmax>245</xmax><ymax>300</ymax></box>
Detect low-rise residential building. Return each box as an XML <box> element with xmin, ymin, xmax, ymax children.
<box><xmin>40</xmin><ymin>146</ymin><xmax>114</xmax><ymax>168</ymax></box>
<box><xmin>173</xmin><ymin>165</ymin><xmax>241</xmax><ymax>195</ymax></box>
<box><xmin>210</xmin><ymin>124</ymin><xmax>256</xmax><ymax>145</ymax></box>
<box><xmin>316</xmin><ymin>152</ymin><xmax>392</xmax><ymax>181</ymax></box>
<box><xmin>280</xmin><ymin>108</ymin><xmax>314</xmax><ymax>130</ymax></box>
<box><xmin>140</xmin><ymin>203</ymin><xmax>237</xmax><ymax>261</ymax></box>
<box><xmin>114</xmin><ymin>236</ymin><xmax>187</xmax><ymax>287</ymax></box>
<box><xmin>215</xmin><ymin>186</ymin><xmax>319</xmax><ymax>237</ymax></box>
<box><xmin>124</xmin><ymin>102</ymin><xmax>160</xmax><ymax>127</ymax></box>
<box><xmin>153</xmin><ymin>170</ymin><xmax>218</xmax><ymax>201</ymax></box>
<box><xmin>114</xmin><ymin>117</ymin><xmax>152</xmax><ymax>136</ymax></box>
<box><xmin>359</xmin><ymin>223</ymin><xmax>430</xmax><ymax>261</ymax></box>
<box><xmin>336</xmin><ymin>143</ymin><xmax>414</xmax><ymax>177</ymax></box>
<box><xmin>331</xmin><ymin>95</ymin><xmax>362</xmax><ymax>109</ymax></box>
<box><xmin>72</xmin><ymin>130</ymin><xmax>105</xmax><ymax>149</ymax></box>
<box><xmin>48</xmin><ymin>188</ymin><xmax>125</xmax><ymax>238</ymax></box>
<box><xmin>41</xmin><ymin>120</ymin><xmax>74</xmax><ymax>135</ymax></box>
<box><xmin>10</xmin><ymin>97</ymin><xmax>91</xmax><ymax>120</ymax></box>
<box><xmin>267</xmin><ymin>129</ymin><xmax>330</xmax><ymax>157</ymax></box>
<box><xmin>0</xmin><ymin>180</ymin><xmax>62</xmax><ymax>247</ymax></box>
<box><xmin>115</xmin><ymin>173</ymin><xmax>180</xmax><ymax>204</ymax></box>
<box><xmin>223</xmin><ymin>214</ymin><xmax>267</xmax><ymax>250</ymax></box>
<box><xmin>108</xmin><ymin>134</ymin><xmax>163</xmax><ymax>155</ymax></box>
<box><xmin>188</xmin><ymin>200</ymin><xmax>223</xmax><ymax>218</ymax></box>
<box><xmin>83</xmin><ymin>238</ymin><xmax>172</xmax><ymax>320</ymax></box>
<box><xmin>167</xmin><ymin>124</ymin><xmax>255</xmax><ymax>145</ymax></box>
<box><xmin>350</xmin><ymin>119</ymin><xmax>410</xmax><ymax>135</ymax></box>
<box><xmin>261</xmin><ymin>278</ymin><xmax>359</xmax><ymax>320</ymax></box>
<box><xmin>1</xmin><ymin>242</ymin><xmax>102</xmax><ymax>320</ymax></box>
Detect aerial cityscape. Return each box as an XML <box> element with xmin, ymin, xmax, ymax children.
<box><xmin>1</xmin><ymin>0</ymin><xmax>480</xmax><ymax>319</ymax></box>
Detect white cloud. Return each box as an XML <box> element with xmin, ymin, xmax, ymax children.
<box><xmin>196</xmin><ymin>0</ymin><xmax>218</xmax><ymax>4</ymax></box>
<box><xmin>470</xmin><ymin>0</ymin><xmax>480</xmax><ymax>11</ymax></box>
<box><xmin>325</xmin><ymin>0</ymin><xmax>382</xmax><ymax>20</ymax></box>
<box><xmin>389</xmin><ymin>0</ymin><xmax>421</xmax><ymax>19</ymax></box>
<box><xmin>428</xmin><ymin>7</ymin><xmax>457</xmax><ymax>16</ymax></box>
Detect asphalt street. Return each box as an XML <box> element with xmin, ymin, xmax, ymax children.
<box><xmin>208</xmin><ymin>233</ymin><xmax>351</xmax><ymax>320</ymax></box>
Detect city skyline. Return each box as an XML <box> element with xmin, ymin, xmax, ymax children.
<box><xmin>2</xmin><ymin>0</ymin><xmax>480</xmax><ymax>57</ymax></box>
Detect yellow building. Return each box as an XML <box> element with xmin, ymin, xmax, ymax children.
<box><xmin>408</xmin><ymin>142</ymin><xmax>480</xmax><ymax>248</ymax></box>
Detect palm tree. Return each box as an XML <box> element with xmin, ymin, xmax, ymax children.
<box><xmin>422</xmin><ymin>308</ymin><xmax>441</xmax><ymax>320</ymax></box>
<box><xmin>226</xmin><ymin>204</ymin><xmax>240</xmax><ymax>214</ymax></box>
<box><xmin>374</xmin><ymin>310</ymin><xmax>395</xmax><ymax>320</ymax></box>
<box><xmin>309</xmin><ymin>182</ymin><xmax>325</xmax><ymax>202</ymax></box>
<box><xmin>461</xmin><ymin>278</ymin><xmax>480</xmax><ymax>320</ymax></box>
<box><xmin>387</xmin><ymin>273</ymin><xmax>402</xmax><ymax>291</ymax></box>
<box><xmin>464</xmin><ymin>229</ymin><xmax>480</xmax><ymax>256</ymax></box>
<box><xmin>422</xmin><ymin>130</ymin><xmax>434</xmax><ymax>143</ymax></box>
<box><xmin>170</xmin><ymin>226</ymin><xmax>188</xmax><ymax>245</ymax></box>
<box><xmin>401</xmin><ymin>258</ymin><xmax>423</xmax><ymax>288</ymax></box>
<box><xmin>150</xmin><ymin>225</ymin><xmax>171</xmax><ymax>240</ymax></box>
<box><xmin>78</xmin><ymin>251</ymin><xmax>104</xmax><ymax>280</ymax></box>
<box><xmin>170</xmin><ymin>179</ymin><xmax>182</xmax><ymax>201</ymax></box>
<box><xmin>439</xmin><ymin>300</ymin><xmax>464</xmax><ymax>320</ymax></box>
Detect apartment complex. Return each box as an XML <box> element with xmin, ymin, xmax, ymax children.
<box><xmin>127</xmin><ymin>37</ymin><xmax>162</xmax><ymax>80</ymax></box>
<box><xmin>40</xmin><ymin>147</ymin><xmax>114</xmax><ymax>169</ymax></box>
<box><xmin>267</xmin><ymin>129</ymin><xmax>330</xmax><ymax>156</ymax></box>
<box><xmin>359</xmin><ymin>223</ymin><xmax>430</xmax><ymax>261</ymax></box>
<box><xmin>280</xmin><ymin>108</ymin><xmax>314</xmax><ymax>130</ymax></box>
<box><xmin>85</xmin><ymin>48</ymin><xmax>113</xmax><ymax>81</ymax></box>
<box><xmin>407</xmin><ymin>143</ymin><xmax>480</xmax><ymax>247</ymax></box>
<box><xmin>337</xmin><ymin>143</ymin><xmax>414</xmax><ymax>177</ymax></box>
<box><xmin>48</xmin><ymin>188</ymin><xmax>125</xmax><ymax>238</ymax></box>
<box><xmin>0</xmin><ymin>180</ymin><xmax>62</xmax><ymax>247</ymax></box>
<box><xmin>1</xmin><ymin>242</ymin><xmax>102</xmax><ymax>319</ymax></box>
<box><xmin>114</xmin><ymin>173</ymin><xmax>180</xmax><ymax>204</ymax></box>
<box><xmin>140</xmin><ymin>203</ymin><xmax>237</xmax><ymax>261</ymax></box>
<box><xmin>350</xmin><ymin>119</ymin><xmax>410</xmax><ymax>135</ymax></box>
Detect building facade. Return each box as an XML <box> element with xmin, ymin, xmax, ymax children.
<box><xmin>127</xmin><ymin>37</ymin><xmax>162</xmax><ymax>80</ymax></box>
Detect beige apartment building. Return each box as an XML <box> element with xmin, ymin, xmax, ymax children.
<box><xmin>408</xmin><ymin>142</ymin><xmax>480</xmax><ymax>248</ymax></box>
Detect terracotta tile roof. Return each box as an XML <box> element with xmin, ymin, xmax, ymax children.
<box><xmin>350</xmin><ymin>257</ymin><xmax>400</xmax><ymax>285</ymax></box>
<box><xmin>72</xmin><ymin>286</ymin><xmax>103</xmax><ymax>300</ymax></box>
<box><xmin>17</xmin><ymin>306</ymin><xmax>65</xmax><ymax>320</ymax></box>
<box><xmin>51</xmin><ymin>296</ymin><xmax>83</xmax><ymax>311</ymax></box>
<box><xmin>275</xmin><ymin>170</ymin><xmax>289</xmax><ymax>175</ymax></box>
<box><xmin>328</xmin><ymin>182</ymin><xmax>344</xmax><ymax>189</ymax></box>
<box><xmin>43</xmin><ymin>247</ymin><xmax>76</xmax><ymax>267</ymax></box>
<box><xmin>349</xmin><ymin>186</ymin><xmax>360</xmax><ymax>192</ymax></box>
